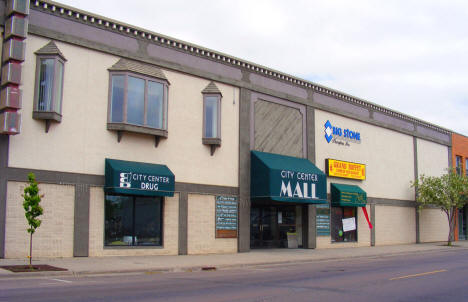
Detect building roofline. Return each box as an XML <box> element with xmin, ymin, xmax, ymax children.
<box><xmin>32</xmin><ymin>0</ymin><xmax>451</xmax><ymax>135</ymax></box>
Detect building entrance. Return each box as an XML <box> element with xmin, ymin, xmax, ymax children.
<box><xmin>459</xmin><ymin>206</ymin><xmax>467</xmax><ymax>240</ymax></box>
<box><xmin>250</xmin><ymin>204</ymin><xmax>297</xmax><ymax>248</ymax></box>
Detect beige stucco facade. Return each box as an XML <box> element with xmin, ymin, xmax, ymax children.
<box><xmin>4</xmin><ymin>181</ymin><xmax>75</xmax><ymax>258</ymax></box>
<box><xmin>88</xmin><ymin>187</ymin><xmax>179</xmax><ymax>256</ymax></box>
<box><xmin>416</xmin><ymin>138</ymin><xmax>449</xmax><ymax>177</ymax></box>
<box><xmin>187</xmin><ymin>194</ymin><xmax>237</xmax><ymax>254</ymax></box>
<box><xmin>315</xmin><ymin>110</ymin><xmax>415</xmax><ymax>201</ymax></box>
<box><xmin>9</xmin><ymin>35</ymin><xmax>239</xmax><ymax>188</ymax></box>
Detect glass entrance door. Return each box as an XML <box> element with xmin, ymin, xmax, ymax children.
<box><xmin>250</xmin><ymin>205</ymin><xmax>296</xmax><ymax>248</ymax></box>
<box><xmin>459</xmin><ymin>207</ymin><xmax>467</xmax><ymax>240</ymax></box>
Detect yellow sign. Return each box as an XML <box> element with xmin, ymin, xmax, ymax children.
<box><xmin>326</xmin><ymin>159</ymin><xmax>366</xmax><ymax>180</ymax></box>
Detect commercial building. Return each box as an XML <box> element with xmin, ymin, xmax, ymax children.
<box><xmin>452</xmin><ymin>133</ymin><xmax>468</xmax><ymax>241</ymax></box>
<box><xmin>0</xmin><ymin>0</ymin><xmax>455</xmax><ymax>258</ymax></box>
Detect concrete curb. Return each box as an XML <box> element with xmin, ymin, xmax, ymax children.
<box><xmin>1</xmin><ymin>244</ymin><xmax>466</xmax><ymax>279</ymax></box>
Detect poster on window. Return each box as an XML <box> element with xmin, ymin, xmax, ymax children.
<box><xmin>342</xmin><ymin>217</ymin><xmax>356</xmax><ymax>232</ymax></box>
<box><xmin>215</xmin><ymin>196</ymin><xmax>238</xmax><ymax>238</ymax></box>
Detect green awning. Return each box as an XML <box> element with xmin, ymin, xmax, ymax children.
<box><xmin>251</xmin><ymin>151</ymin><xmax>327</xmax><ymax>204</ymax></box>
<box><xmin>105</xmin><ymin>158</ymin><xmax>175</xmax><ymax>197</ymax></box>
<box><xmin>331</xmin><ymin>183</ymin><xmax>366</xmax><ymax>207</ymax></box>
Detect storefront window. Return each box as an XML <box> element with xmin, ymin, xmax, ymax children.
<box><xmin>331</xmin><ymin>206</ymin><xmax>357</xmax><ymax>242</ymax></box>
<box><xmin>105</xmin><ymin>195</ymin><xmax>162</xmax><ymax>246</ymax></box>
<box><xmin>465</xmin><ymin>159</ymin><xmax>468</xmax><ymax>177</ymax></box>
<box><xmin>456</xmin><ymin>156</ymin><xmax>462</xmax><ymax>175</ymax></box>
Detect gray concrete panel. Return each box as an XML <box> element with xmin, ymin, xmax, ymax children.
<box><xmin>368</xmin><ymin>197</ymin><xmax>417</xmax><ymax>208</ymax></box>
<box><xmin>0</xmin><ymin>135</ymin><xmax>9</xmax><ymax>258</ymax></box>
<box><xmin>147</xmin><ymin>44</ymin><xmax>242</xmax><ymax>81</ymax></box>
<box><xmin>249</xmin><ymin>73</ymin><xmax>307</xmax><ymax>99</ymax></box>
<box><xmin>5</xmin><ymin>167</ymin><xmax>237</xmax><ymax>195</ymax></box>
<box><xmin>314</xmin><ymin>93</ymin><xmax>369</xmax><ymax>118</ymax></box>
<box><xmin>374</xmin><ymin>112</ymin><xmax>415</xmax><ymax>132</ymax></box>
<box><xmin>416</xmin><ymin>125</ymin><xmax>450</xmax><ymax>143</ymax></box>
<box><xmin>306</xmin><ymin>106</ymin><xmax>316</xmax><ymax>164</ymax></box>
<box><xmin>29</xmin><ymin>10</ymin><xmax>139</xmax><ymax>53</ymax></box>
<box><xmin>413</xmin><ymin>136</ymin><xmax>420</xmax><ymax>243</ymax></box>
<box><xmin>307</xmin><ymin>205</ymin><xmax>317</xmax><ymax>249</ymax></box>
<box><xmin>238</xmin><ymin>88</ymin><xmax>251</xmax><ymax>252</ymax></box>
<box><xmin>178</xmin><ymin>192</ymin><xmax>188</xmax><ymax>255</ymax></box>
<box><xmin>254</xmin><ymin>100</ymin><xmax>303</xmax><ymax>158</ymax></box>
<box><xmin>371</xmin><ymin>204</ymin><xmax>376</xmax><ymax>247</ymax></box>
<box><xmin>73</xmin><ymin>184</ymin><xmax>90</xmax><ymax>257</ymax></box>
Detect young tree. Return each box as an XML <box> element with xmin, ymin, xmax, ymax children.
<box><xmin>22</xmin><ymin>173</ymin><xmax>44</xmax><ymax>268</ymax></box>
<box><xmin>412</xmin><ymin>170</ymin><xmax>468</xmax><ymax>246</ymax></box>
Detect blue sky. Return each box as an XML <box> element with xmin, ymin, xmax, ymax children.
<box><xmin>58</xmin><ymin>0</ymin><xmax>468</xmax><ymax>136</ymax></box>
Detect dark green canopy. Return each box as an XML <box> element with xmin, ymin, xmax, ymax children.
<box><xmin>105</xmin><ymin>158</ymin><xmax>175</xmax><ymax>197</ymax></box>
<box><xmin>251</xmin><ymin>151</ymin><xmax>327</xmax><ymax>204</ymax></box>
<box><xmin>331</xmin><ymin>183</ymin><xmax>366</xmax><ymax>207</ymax></box>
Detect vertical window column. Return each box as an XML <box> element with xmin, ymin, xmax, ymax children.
<box><xmin>32</xmin><ymin>41</ymin><xmax>67</xmax><ymax>132</ymax></box>
<box><xmin>201</xmin><ymin>81</ymin><xmax>222</xmax><ymax>156</ymax></box>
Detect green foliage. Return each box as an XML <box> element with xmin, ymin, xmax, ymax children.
<box><xmin>22</xmin><ymin>173</ymin><xmax>43</xmax><ymax>234</ymax></box>
<box><xmin>411</xmin><ymin>169</ymin><xmax>468</xmax><ymax>245</ymax></box>
<box><xmin>22</xmin><ymin>172</ymin><xmax>44</xmax><ymax>267</ymax></box>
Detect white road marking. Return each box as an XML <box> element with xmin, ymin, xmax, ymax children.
<box><xmin>50</xmin><ymin>278</ymin><xmax>72</xmax><ymax>283</ymax></box>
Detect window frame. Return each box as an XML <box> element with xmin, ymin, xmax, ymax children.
<box><xmin>107</xmin><ymin>71</ymin><xmax>169</xmax><ymax>143</ymax></box>
<box><xmin>330</xmin><ymin>206</ymin><xmax>358</xmax><ymax>243</ymax></box>
<box><xmin>104</xmin><ymin>194</ymin><xmax>164</xmax><ymax>248</ymax></box>
<box><xmin>456</xmin><ymin>155</ymin><xmax>463</xmax><ymax>175</ymax></box>
<box><xmin>465</xmin><ymin>158</ymin><xmax>468</xmax><ymax>177</ymax></box>
<box><xmin>202</xmin><ymin>93</ymin><xmax>222</xmax><ymax>142</ymax></box>
<box><xmin>32</xmin><ymin>54</ymin><xmax>66</xmax><ymax>123</ymax></box>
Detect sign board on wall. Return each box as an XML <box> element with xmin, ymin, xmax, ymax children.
<box><xmin>316</xmin><ymin>203</ymin><xmax>330</xmax><ymax>236</ymax></box>
<box><xmin>326</xmin><ymin>159</ymin><xmax>366</xmax><ymax>180</ymax></box>
<box><xmin>215</xmin><ymin>196</ymin><xmax>238</xmax><ymax>238</ymax></box>
<box><xmin>342</xmin><ymin>217</ymin><xmax>356</xmax><ymax>232</ymax></box>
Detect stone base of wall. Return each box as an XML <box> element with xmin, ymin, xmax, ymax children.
<box><xmin>5</xmin><ymin>181</ymin><xmax>75</xmax><ymax>258</ymax></box>
<box><xmin>187</xmin><ymin>194</ymin><xmax>237</xmax><ymax>254</ymax></box>
<box><xmin>419</xmin><ymin>208</ymin><xmax>449</xmax><ymax>243</ymax></box>
<box><xmin>375</xmin><ymin>205</ymin><xmax>416</xmax><ymax>245</ymax></box>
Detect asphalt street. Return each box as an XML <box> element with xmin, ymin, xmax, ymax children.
<box><xmin>1</xmin><ymin>248</ymin><xmax>467</xmax><ymax>302</ymax></box>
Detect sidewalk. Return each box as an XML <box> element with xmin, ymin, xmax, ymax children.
<box><xmin>1</xmin><ymin>241</ymin><xmax>467</xmax><ymax>278</ymax></box>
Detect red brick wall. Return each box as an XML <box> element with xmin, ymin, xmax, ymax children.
<box><xmin>451</xmin><ymin>133</ymin><xmax>468</xmax><ymax>240</ymax></box>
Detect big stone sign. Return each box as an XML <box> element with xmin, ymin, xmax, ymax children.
<box><xmin>324</xmin><ymin>120</ymin><xmax>361</xmax><ymax>147</ymax></box>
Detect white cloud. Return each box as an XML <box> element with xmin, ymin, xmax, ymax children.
<box><xmin>57</xmin><ymin>0</ymin><xmax>468</xmax><ymax>135</ymax></box>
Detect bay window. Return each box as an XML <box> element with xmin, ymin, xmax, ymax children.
<box><xmin>108</xmin><ymin>59</ymin><xmax>169</xmax><ymax>147</ymax></box>
<box><xmin>33</xmin><ymin>41</ymin><xmax>66</xmax><ymax>132</ymax></box>
<box><xmin>201</xmin><ymin>81</ymin><xmax>222</xmax><ymax>155</ymax></box>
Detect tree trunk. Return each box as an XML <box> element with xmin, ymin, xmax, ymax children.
<box><xmin>447</xmin><ymin>207</ymin><xmax>456</xmax><ymax>246</ymax></box>
<box><xmin>29</xmin><ymin>232</ymin><xmax>32</xmax><ymax>268</ymax></box>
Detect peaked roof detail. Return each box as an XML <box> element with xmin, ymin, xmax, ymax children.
<box><xmin>109</xmin><ymin>59</ymin><xmax>168</xmax><ymax>82</ymax></box>
<box><xmin>202</xmin><ymin>81</ymin><xmax>222</xmax><ymax>96</ymax></box>
<box><xmin>34</xmin><ymin>41</ymin><xmax>67</xmax><ymax>61</ymax></box>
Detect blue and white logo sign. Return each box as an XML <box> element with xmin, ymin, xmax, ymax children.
<box><xmin>324</xmin><ymin>120</ymin><xmax>361</xmax><ymax>146</ymax></box>
<box><xmin>324</xmin><ymin>120</ymin><xmax>333</xmax><ymax>143</ymax></box>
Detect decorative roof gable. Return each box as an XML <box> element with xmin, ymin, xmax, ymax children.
<box><xmin>34</xmin><ymin>41</ymin><xmax>67</xmax><ymax>61</ymax></box>
<box><xmin>202</xmin><ymin>81</ymin><xmax>222</xmax><ymax>96</ymax></box>
<box><xmin>109</xmin><ymin>59</ymin><xmax>168</xmax><ymax>82</ymax></box>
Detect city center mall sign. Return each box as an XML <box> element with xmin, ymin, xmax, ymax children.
<box><xmin>326</xmin><ymin>159</ymin><xmax>366</xmax><ymax>180</ymax></box>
